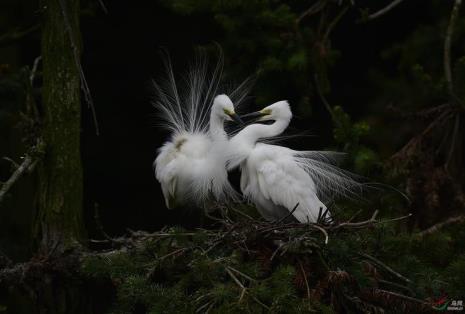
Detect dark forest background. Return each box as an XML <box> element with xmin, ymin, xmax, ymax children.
<box><xmin>0</xmin><ymin>0</ymin><xmax>464</xmax><ymax>312</ymax></box>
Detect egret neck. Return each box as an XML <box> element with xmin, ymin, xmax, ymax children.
<box><xmin>209</xmin><ymin>112</ymin><xmax>228</xmax><ymax>143</ymax></box>
<box><xmin>236</xmin><ymin>118</ymin><xmax>290</xmax><ymax>147</ymax></box>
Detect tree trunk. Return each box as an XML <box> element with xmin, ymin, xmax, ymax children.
<box><xmin>35</xmin><ymin>0</ymin><xmax>85</xmax><ymax>253</ymax></box>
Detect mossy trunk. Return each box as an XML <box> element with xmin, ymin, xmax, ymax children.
<box><xmin>35</xmin><ymin>0</ymin><xmax>85</xmax><ymax>253</ymax></box>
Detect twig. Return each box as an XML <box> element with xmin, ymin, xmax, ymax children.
<box><xmin>312</xmin><ymin>224</ymin><xmax>329</xmax><ymax>244</ymax></box>
<box><xmin>158</xmin><ymin>248</ymin><xmax>188</xmax><ymax>261</ymax></box>
<box><xmin>97</xmin><ymin>0</ymin><xmax>108</xmax><ymax>14</ymax></box>
<box><xmin>29</xmin><ymin>56</ymin><xmax>42</xmax><ymax>85</ymax></box>
<box><xmin>348</xmin><ymin>209</ymin><xmax>363</xmax><ymax>222</ymax></box>
<box><xmin>226</xmin><ymin>266</ymin><xmax>257</xmax><ymax>283</ymax></box>
<box><xmin>274</xmin><ymin>203</ymin><xmax>299</xmax><ymax>224</ymax></box>
<box><xmin>204</xmin><ymin>225</ymin><xmax>238</xmax><ymax>254</ymax></box>
<box><xmin>296</xmin><ymin>0</ymin><xmax>327</xmax><ymax>24</ymax></box>
<box><xmin>229</xmin><ymin>206</ymin><xmax>255</xmax><ymax>221</ymax></box>
<box><xmin>0</xmin><ymin>140</ymin><xmax>44</xmax><ymax>205</ymax></box>
<box><xmin>94</xmin><ymin>203</ymin><xmax>113</xmax><ymax>241</ymax></box>
<box><xmin>378</xmin><ymin>279</ymin><xmax>415</xmax><ymax>296</ymax></box>
<box><xmin>417</xmin><ymin>215</ymin><xmax>465</xmax><ymax>238</ymax></box>
<box><xmin>2</xmin><ymin>157</ymin><xmax>20</xmax><ymax>170</ymax></box>
<box><xmin>331</xmin><ymin>210</ymin><xmax>379</xmax><ymax>229</ymax></box>
<box><xmin>359</xmin><ymin>253</ymin><xmax>411</xmax><ymax>284</ymax></box>
<box><xmin>314</xmin><ymin>74</ymin><xmax>340</xmax><ymax>127</ymax></box>
<box><xmin>270</xmin><ymin>242</ymin><xmax>284</xmax><ymax>261</ymax></box>
<box><xmin>322</xmin><ymin>5</ymin><xmax>349</xmax><ymax>43</ymax></box>
<box><xmin>366</xmin><ymin>0</ymin><xmax>406</xmax><ymax>21</ymax></box>
<box><xmin>371</xmin><ymin>289</ymin><xmax>428</xmax><ymax>305</ymax></box>
<box><xmin>298</xmin><ymin>260</ymin><xmax>311</xmax><ymax>299</ymax></box>
<box><xmin>225</xmin><ymin>267</ymin><xmax>270</xmax><ymax>310</ymax></box>
<box><xmin>444</xmin><ymin>0</ymin><xmax>462</xmax><ymax>97</ymax></box>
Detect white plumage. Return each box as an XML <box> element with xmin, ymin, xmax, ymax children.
<box><xmin>229</xmin><ymin>101</ymin><xmax>362</xmax><ymax>223</ymax></box>
<box><xmin>153</xmin><ymin>55</ymin><xmax>246</xmax><ymax>209</ymax></box>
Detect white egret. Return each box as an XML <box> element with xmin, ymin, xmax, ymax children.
<box><xmin>229</xmin><ymin>101</ymin><xmax>362</xmax><ymax>223</ymax></box>
<box><xmin>152</xmin><ymin>56</ymin><xmax>246</xmax><ymax>209</ymax></box>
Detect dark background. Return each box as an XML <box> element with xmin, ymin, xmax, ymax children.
<box><xmin>0</xmin><ymin>0</ymin><xmax>459</xmax><ymax>260</ymax></box>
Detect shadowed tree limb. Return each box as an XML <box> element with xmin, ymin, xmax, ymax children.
<box><xmin>366</xmin><ymin>0</ymin><xmax>407</xmax><ymax>21</ymax></box>
<box><xmin>416</xmin><ymin>215</ymin><xmax>465</xmax><ymax>238</ymax></box>
<box><xmin>0</xmin><ymin>139</ymin><xmax>45</xmax><ymax>205</ymax></box>
<box><xmin>359</xmin><ymin>252</ymin><xmax>412</xmax><ymax>284</ymax></box>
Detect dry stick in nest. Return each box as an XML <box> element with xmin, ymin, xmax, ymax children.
<box><xmin>329</xmin><ymin>210</ymin><xmax>412</xmax><ymax>230</ymax></box>
<box><xmin>224</xmin><ymin>267</ymin><xmax>270</xmax><ymax>310</ymax></box>
<box><xmin>298</xmin><ymin>259</ymin><xmax>311</xmax><ymax>299</ymax></box>
<box><xmin>274</xmin><ymin>202</ymin><xmax>300</xmax><ymax>225</ymax></box>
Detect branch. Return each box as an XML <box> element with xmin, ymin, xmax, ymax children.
<box><xmin>371</xmin><ymin>288</ymin><xmax>428</xmax><ymax>305</ymax></box>
<box><xmin>359</xmin><ymin>253</ymin><xmax>411</xmax><ymax>284</ymax></box>
<box><xmin>225</xmin><ymin>267</ymin><xmax>270</xmax><ymax>310</ymax></box>
<box><xmin>366</xmin><ymin>0</ymin><xmax>406</xmax><ymax>21</ymax></box>
<box><xmin>331</xmin><ymin>210</ymin><xmax>379</xmax><ymax>229</ymax></box>
<box><xmin>274</xmin><ymin>203</ymin><xmax>299</xmax><ymax>224</ymax></box>
<box><xmin>296</xmin><ymin>0</ymin><xmax>327</xmax><ymax>25</ymax></box>
<box><xmin>97</xmin><ymin>0</ymin><xmax>108</xmax><ymax>14</ymax></box>
<box><xmin>30</xmin><ymin>56</ymin><xmax>42</xmax><ymax>85</ymax></box>
<box><xmin>444</xmin><ymin>0</ymin><xmax>462</xmax><ymax>97</ymax></box>
<box><xmin>0</xmin><ymin>139</ymin><xmax>44</xmax><ymax>205</ymax></box>
<box><xmin>322</xmin><ymin>5</ymin><xmax>349</xmax><ymax>43</ymax></box>
<box><xmin>330</xmin><ymin>211</ymin><xmax>412</xmax><ymax>230</ymax></box>
<box><xmin>314</xmin><ymin>74</ymin><xmax>340</xmax><ymax>127</ymax></box>
<box><xmin>416</xmin><ymin>215</ymin><xmax>465</xmax><ymax>238</ymax></box>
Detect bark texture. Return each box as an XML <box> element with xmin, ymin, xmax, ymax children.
<box><xmin>35</xmin><ymin>0</ymin><xmax>85</xmax><ymax>253</ymax></box>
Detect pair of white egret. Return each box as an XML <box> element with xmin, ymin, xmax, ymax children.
<box><xmin>153</xmin><ymin>58</ymin><xmax>361</xmax><ymax>223</ymax></box>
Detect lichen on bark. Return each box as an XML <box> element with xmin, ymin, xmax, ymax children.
<box><xmin>34</xmin><ymin>0</ymin><xmax>85</xmax><ymax>253</ymax></box>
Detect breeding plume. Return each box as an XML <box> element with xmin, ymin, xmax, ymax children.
<box><xmin>229</xmin><ymin>101</ymin><xmax>362</xmax><ymax>223</ymax></box>
<box><xmin>153</xmin><ymin>56</ymin><xmax>246</xmax><ymax>209</ymax></box>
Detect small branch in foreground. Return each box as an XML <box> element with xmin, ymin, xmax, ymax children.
<box><xmin>371</xmin><ymin>288</ymin><xmax>428</xmax><ymax>305</ymax></box>
<box><xmin>296</xmin><ymin>0</ymin><xmax>326</xmax><ymax>24</ymax></box>
<box><xmin>366</xmin><ymin>0</ymin><xmax>406</xmax><ymax>21</ymax></box>
<box><xmin>359</xmin><ymin>252</ymin><xmax>411</xmax><ymax>284</ymax></box>
<box><xmin>331</xmin><ymin>210</ymin><xmax>379</xmax><ymax>229</ymax></box>
<box><xmin>30</xmin><ymin>56</ymin><xmax>42</xmax><ymax>85</ymax></box>
<box><xmin>274</xmin><ymin>203</ymin><xmax>299</xmax><ymax>224</ymax></box>
<box><xmin>416</xmin><ymin>215</ymin><xmax>465</xmax><ymax>238</ymax></box>
<box><xmin>0</xmin><ymin>139</ymin><xmax>44</xmax><ymax>205</ymax></box>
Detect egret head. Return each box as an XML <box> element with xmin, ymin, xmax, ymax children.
<box><xmin>212</xmin><ymin>94</ymin><xmax>243</xmax><ymax>124</ymax></box>
<box><xmin>241</xmin><ymin>100</ymin><xmax>292</xmax><ymax>123</ymax></box>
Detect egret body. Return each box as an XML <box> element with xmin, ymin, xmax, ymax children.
<box><xmin>152</xmin><ymin>55</ymin><xmax>246</xmax><ymax>209</ymax></box>
<box><xmin>229</xmin><ymin>101</ymin><xmax>360</xmax><ymax>223</ymax></box>
<box><xmin>155</xmin><ymin>95</ymin><xmax>242</xmax><ymax>209</ymax></box>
